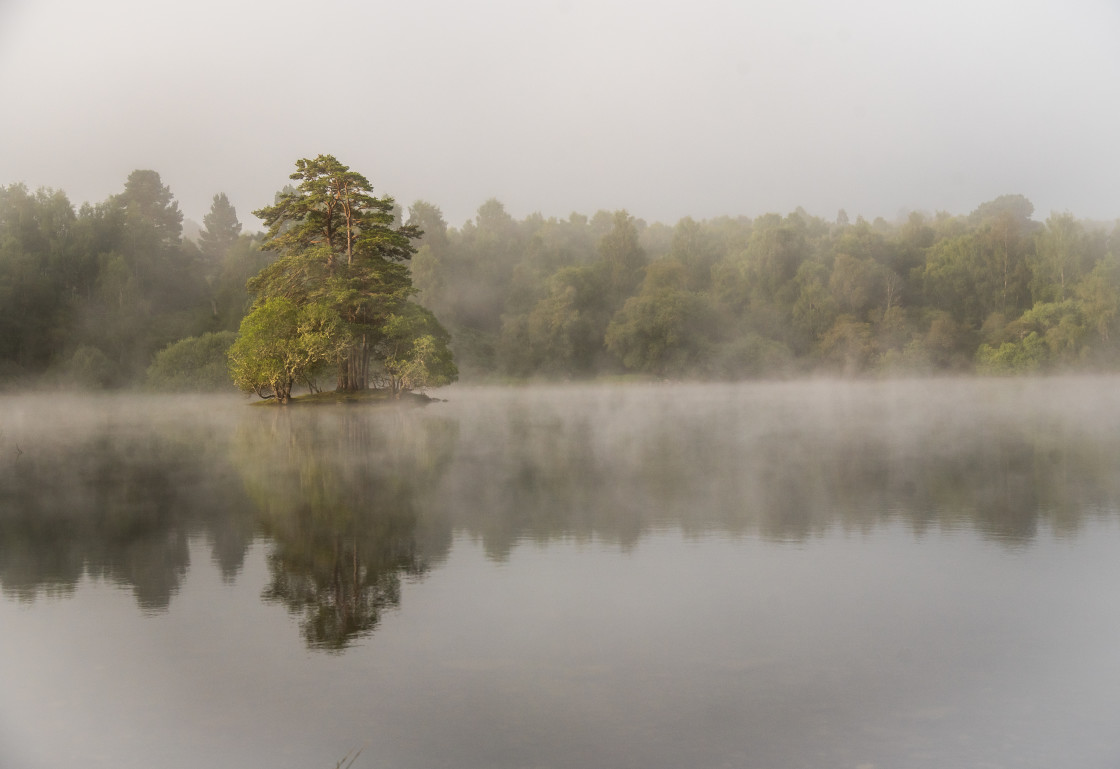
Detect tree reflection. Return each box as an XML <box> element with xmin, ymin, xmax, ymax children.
<box><xmin>230</xmin><ymin>407</ymin><xmax>456</xmax><ymax>651</ymax></box>
<box><xmin>0</xmin><ymin>395</ymin><xmax>459</xmax><ymax>651</ymax></box>
<box><xmin>6</xmin><ymin>384</ymin><xmax>1120</xmax><ymax>646</ymax></box>
<box><xmin>0</xmin><ymin>399</ymin><xmax>255</xmax><ymax>609</ymax></box>
<box><xmin>430</xmin><ymin>385</ymin><xmax>1120</xmax><ymax>550</ymax></box>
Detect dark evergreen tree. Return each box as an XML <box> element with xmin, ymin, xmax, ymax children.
<box><xmin>199</xmin><ymin>192</ymin><xmax>242</xmax><ymax>263</ymax></box>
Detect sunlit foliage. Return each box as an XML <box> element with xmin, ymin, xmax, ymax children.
<box><xmin>2</xmin><ymin>172</ymin><xmax>1119</xmax><ymax>387</ymax></box>
<box><xmin>236</xmin><ymin>155</ymin><xmax>457</xmax><ymax>398</ymax></box>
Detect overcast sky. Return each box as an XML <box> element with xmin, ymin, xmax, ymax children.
<box><xmin>1</xmin><ymin>0</ymin><xmax>1117</xmax><ymax>231</ymax></box>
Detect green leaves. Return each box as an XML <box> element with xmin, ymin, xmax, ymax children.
<box><xmin>253</xmin><ymin>154</ymin><xmax>409</xmax><ymax>268</ymax></box>
<box><xmin>380</xmin><ymin>303</ymin><xmax>458</xmax><ymax>393</ymax></box>
<box><xmin>199</xmin><ymin>193</ymin><xmax>241</xmax><ymax>262</ymax></box>
<box><xmin>147</xmin><ymin>331</ymin><xmax>237</xmax><ymax>391</ymax></box>
<box><xmin>229</xmin><ymin>297</ymin><xmax>353</xmax><ymax>401</ymax></box>
<box><xmin>228</xmin><ymin>297</ymin><xmax>302</xmax><ymax>400</ymax></box>
<box><xmin>605</xmin><ymin>270</ymin><xmax>720</xmax><ymax>376</ymax></box>
<box><xmin>234</xmin><ymin>156</ymin><xmax>456</xmax><ymax>397</ymax></box>
<box><xmin>113</xmin><ymin>169</ymin><xmax>183</xmax><ymax>249</ymax></box>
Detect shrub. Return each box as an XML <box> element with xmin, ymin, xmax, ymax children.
<box><xmin>147</xmin><ymin>331</ymin><xmax>238</xmax><ymax>391</ymax></box>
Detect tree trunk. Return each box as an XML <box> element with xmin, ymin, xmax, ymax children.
<box><xmin>337</xmin><ymin>356</ymin><xmax>349</xmax><ymax>391</ymax></box>
<box><xmin>360</xmin><ymin>338</ymin><xmax>370</xmax><ymax>390</ymax></box>
<box><xmin>336</xmin><ymin>345</ymin><xmax>369</xmax><ymax>392</ymax></box>
<box><xmin>273</xmin><ymin>378</ymin><xmax>292</xmax><ymax>404</ymax></box>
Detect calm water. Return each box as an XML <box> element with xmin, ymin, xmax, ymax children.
<box><xmin>3</xmin><ymin>379</ymin><xmax>1120</xmax><ymax>769</ymax></box>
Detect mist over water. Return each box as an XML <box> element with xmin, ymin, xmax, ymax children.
<box><xmin>3</xmin><ymin>379</ymin><xmax>1120</xmax><ymax>768</ymax></box>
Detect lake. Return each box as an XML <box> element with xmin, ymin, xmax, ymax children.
<box><xmin>3</xmin><ymin>379</ymin><xmax>1120</xmax><ymax>769</ymax></box>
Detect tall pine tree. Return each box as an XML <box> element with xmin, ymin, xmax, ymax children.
<box><xmin>232</xmin><ymin>155</ymin><xmax>456</xmax><ymax>398</ymax></box>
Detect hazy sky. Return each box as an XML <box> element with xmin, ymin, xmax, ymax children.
<box><xmin>1</xmin><ymin>0</ymin><xmax>1117</xmax><ymax>231</ymax></box>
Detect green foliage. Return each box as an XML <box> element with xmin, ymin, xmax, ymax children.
<box><xmin>0</xmin><ymin>184</ymin><xmax>88</xmax><ymax>374</ymax></box>
<box><xmin>922</xmin><ymin>234</ymin><xmax>992</xmax><ymax>327</ymax></box>
<box><xmin>709</xmin><ymin>331</ymin><xmax>794</xmax><ymax>378</ymax></box>
<box><xmin>599</xmin><ymin>210</ymin><xmax>647</xmax><ymax>301</ymax></box>
<box><xmin>1031</xmin><ymin>212</ymin><xmax>1086</xmax><ymax>302</ymax></box>
<box><xmin>425</xmin><ymin>198</ymin><xmax>530</xmax><ymax>336</ymax></box>
<box><xmin>228</xmin><ymin>298</ymin><xmax>304</xmax><ymax>402</ymax></box>
<box><xmin>968</xmin><ymin>194</ymin><xmax>1035</xmax><ymax>226</ymax></box>
<box><xmin>742</xmin><ymin>213</ymin><xmax>808</xmax><ymax>305</ymax></box>
<box><xmin>605</xmin><ymin>261</ymin><xmax>721</xmax><ymax>377</ymax></box>
<box><xmin>255</xmin><ymin>155</ymin><xmax>417</xmax><ymax>269</ymax></box>
<box><xmin>113</xmin><ymin>169</ymin><xmax>183</xmax><ymax>248</ymax></box>
<box><xmin>1013</xmin><ymin>300</ymin><xmax>1087</xmax><ymax>364</ymax></box>
<box><xmin>379</xmin><ymin>303</ymin><xmax>459</xmax><ymax>394</ymax></box>
<box><xmin>210</xmin><ymin>234</ymin><xmax>272</xmax><ymax>331</ymax></box>
<box><xmin>4</xmin><ymin>171</ymin><xmax>1120</xmax><ymax>386</ymax></box>
<box><xmin>396</xmin><ymin>193</ymin><xmax>1120</xmax><ymax>379</ymax></box>
<box><xmin>792</xmin><ymin>260</ymin><xmax>837</xmax><ymax>342</ymax></box>
<box><xmin>147</xmin><ymin>331</ymin><xmax>237</xmax><ymax>391</ymax></box>
<box><xmin>63</xmin><ymin>345</ymin><xmax>116</xmax><ymax>389</ymax></box>
<box><xmin>819</xmin><ymin>316</ymin><xmax>876</xmax><ymax>373</ymax></box>
<box><xmin>920</xmin><ymin>310</ymin><xmax>973</xmax><ymax>369</ymax></box>
<box><xmin>502</xmin><ymin>264</ymin><xmax>611</xmax><ymax>376</ymax></box>
<box><xmin>829</xmin><ymin>253</ymin><xmax>882</xmax><ymax>318</ymax></box>
<box><xmin>976</xmin><ymin>332</ymin><xmax>1048</xmax><ymax>374</ymax></box>
<box><xmin>0</xmin><ymin>172</ymin><xmax>233</xmax><ymax>387</ymax></box>
<box><xmin>1076</xmin><ymin>254</ymin><xmax>1120</xmax><ymax>344</ymax></box>
<box><xmin>199</xmin><ymin>192</ymin><xmax>242</xmax><ymax>262</ymax></box>
<box><xmin>230</xmin><ymin>296</ymin><xmax>365</xmax><ymax>401</ymax></box>
<box><xmin>234</xmin><ymin>155</ymin><xmax>456</xmax><ymax>399</ymax></box>
<box><xmin>668</xmin><ymin>216</ymin><xmax>720</xmax><ymax>291</ymax></box>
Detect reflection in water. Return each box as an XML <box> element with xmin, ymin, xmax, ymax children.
<box><xmin>2</xmin><ymin>379</ymin><xmax>1120</xmax><ymax>638</ymax></box>
<box><xmin>435</xmin><ymin>380</ymin><xmax>1120</xmax><ymax>553</ymax></box>
<box><xmin>0</xmin><ymin>397</ymin><xmax>255</xmax><ymax>609</ymax></box>
<box><xmin>230</xmin><ymin>408</ymin><xmax>457</xmax><ymax>650</ymax></box>
<box><xmin>5</xmin><ymin>382</ymin><xmax>1120</xmax><ymax>769</ymax></box>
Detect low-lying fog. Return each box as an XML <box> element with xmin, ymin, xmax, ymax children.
<box><xmin>4</xmin><ymin>378</ymin><xmax>1120</xmax><ymax>769</ymax></box>
<box><xmin>3</xmin><ymin>377</ymin><xmax>1118</xmax><ymax>579</ymax></box>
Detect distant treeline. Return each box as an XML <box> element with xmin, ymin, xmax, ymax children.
<box><xmin>0</xmin><ymin>173</ymin><xmax>267</xmax><ymax>388</ymax></box>
<box><xmin>2</xmin><ymin>172</ymin><xmax>1119</xmax><ymax>388</ymax></box>
<box><xmin>410</xmin><ymin>195</ymin><xmax>1120</xmax><ymax>378</ymax></box>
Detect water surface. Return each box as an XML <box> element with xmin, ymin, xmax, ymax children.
<box><xmin>3</xmin><ymin>379</ymin><xmax>1120</xmax><ymax>768</ymax></box>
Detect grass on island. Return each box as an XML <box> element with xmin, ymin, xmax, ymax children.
<box><xmin>251</xmin><ymin>388</ymin><xmax>439</xmax><ymax>406</ymax></box>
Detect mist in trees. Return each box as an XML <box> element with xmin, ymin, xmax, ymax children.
<box><xmin>407</xmin><ymin>193</ymin><xmax>1120</xmax><ymax>379</ymax></box>
<box><xmin>0</xmin><ymin>173</ymin><xmax>266</xmax><ymax>390</ymax></box>
<box><xmin>3</xmin><ymin>165</ymin><xmax>1119</xmax><ymax>390</ymax></box>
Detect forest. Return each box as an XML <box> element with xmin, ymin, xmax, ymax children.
<box><xmin>2</xmin><ymin>168</ymin><xmax>1119</xmax><ymax>391</ymax></box>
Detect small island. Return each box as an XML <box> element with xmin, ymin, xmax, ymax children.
<box><xmin>263</xmin><ymin>388</ymin><xmax>442</xmax><ymax>407</ymax></box>
<box><xmin>227</xmin><ymin>155</ymin><xmax>458</xmax><ymax>404</ymax></box>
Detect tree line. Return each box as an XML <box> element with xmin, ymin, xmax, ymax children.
<box><xmin>2</xmin><ymin>167</ymin><xmax>1119</xmax><ymax>390</ymax></box>
<box><xmin>0</xmin><ymin>157</ymin><xmax>456</xmax><ymax>397</ymax></box>
<box><xmin>0</xmin><ymin>172</ymin><xmax>266</xmax><ymax>388</ymax></box>
<box><xmin>412</xmin><ymin>194</ymin><xmax>1120</xmax><ymax>378</ymax></box>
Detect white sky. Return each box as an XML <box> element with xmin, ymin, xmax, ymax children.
<box><xmin>1</xmin><ymin>0</ymin><xmax>1117</xmax><ymax>230</ymax></box>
